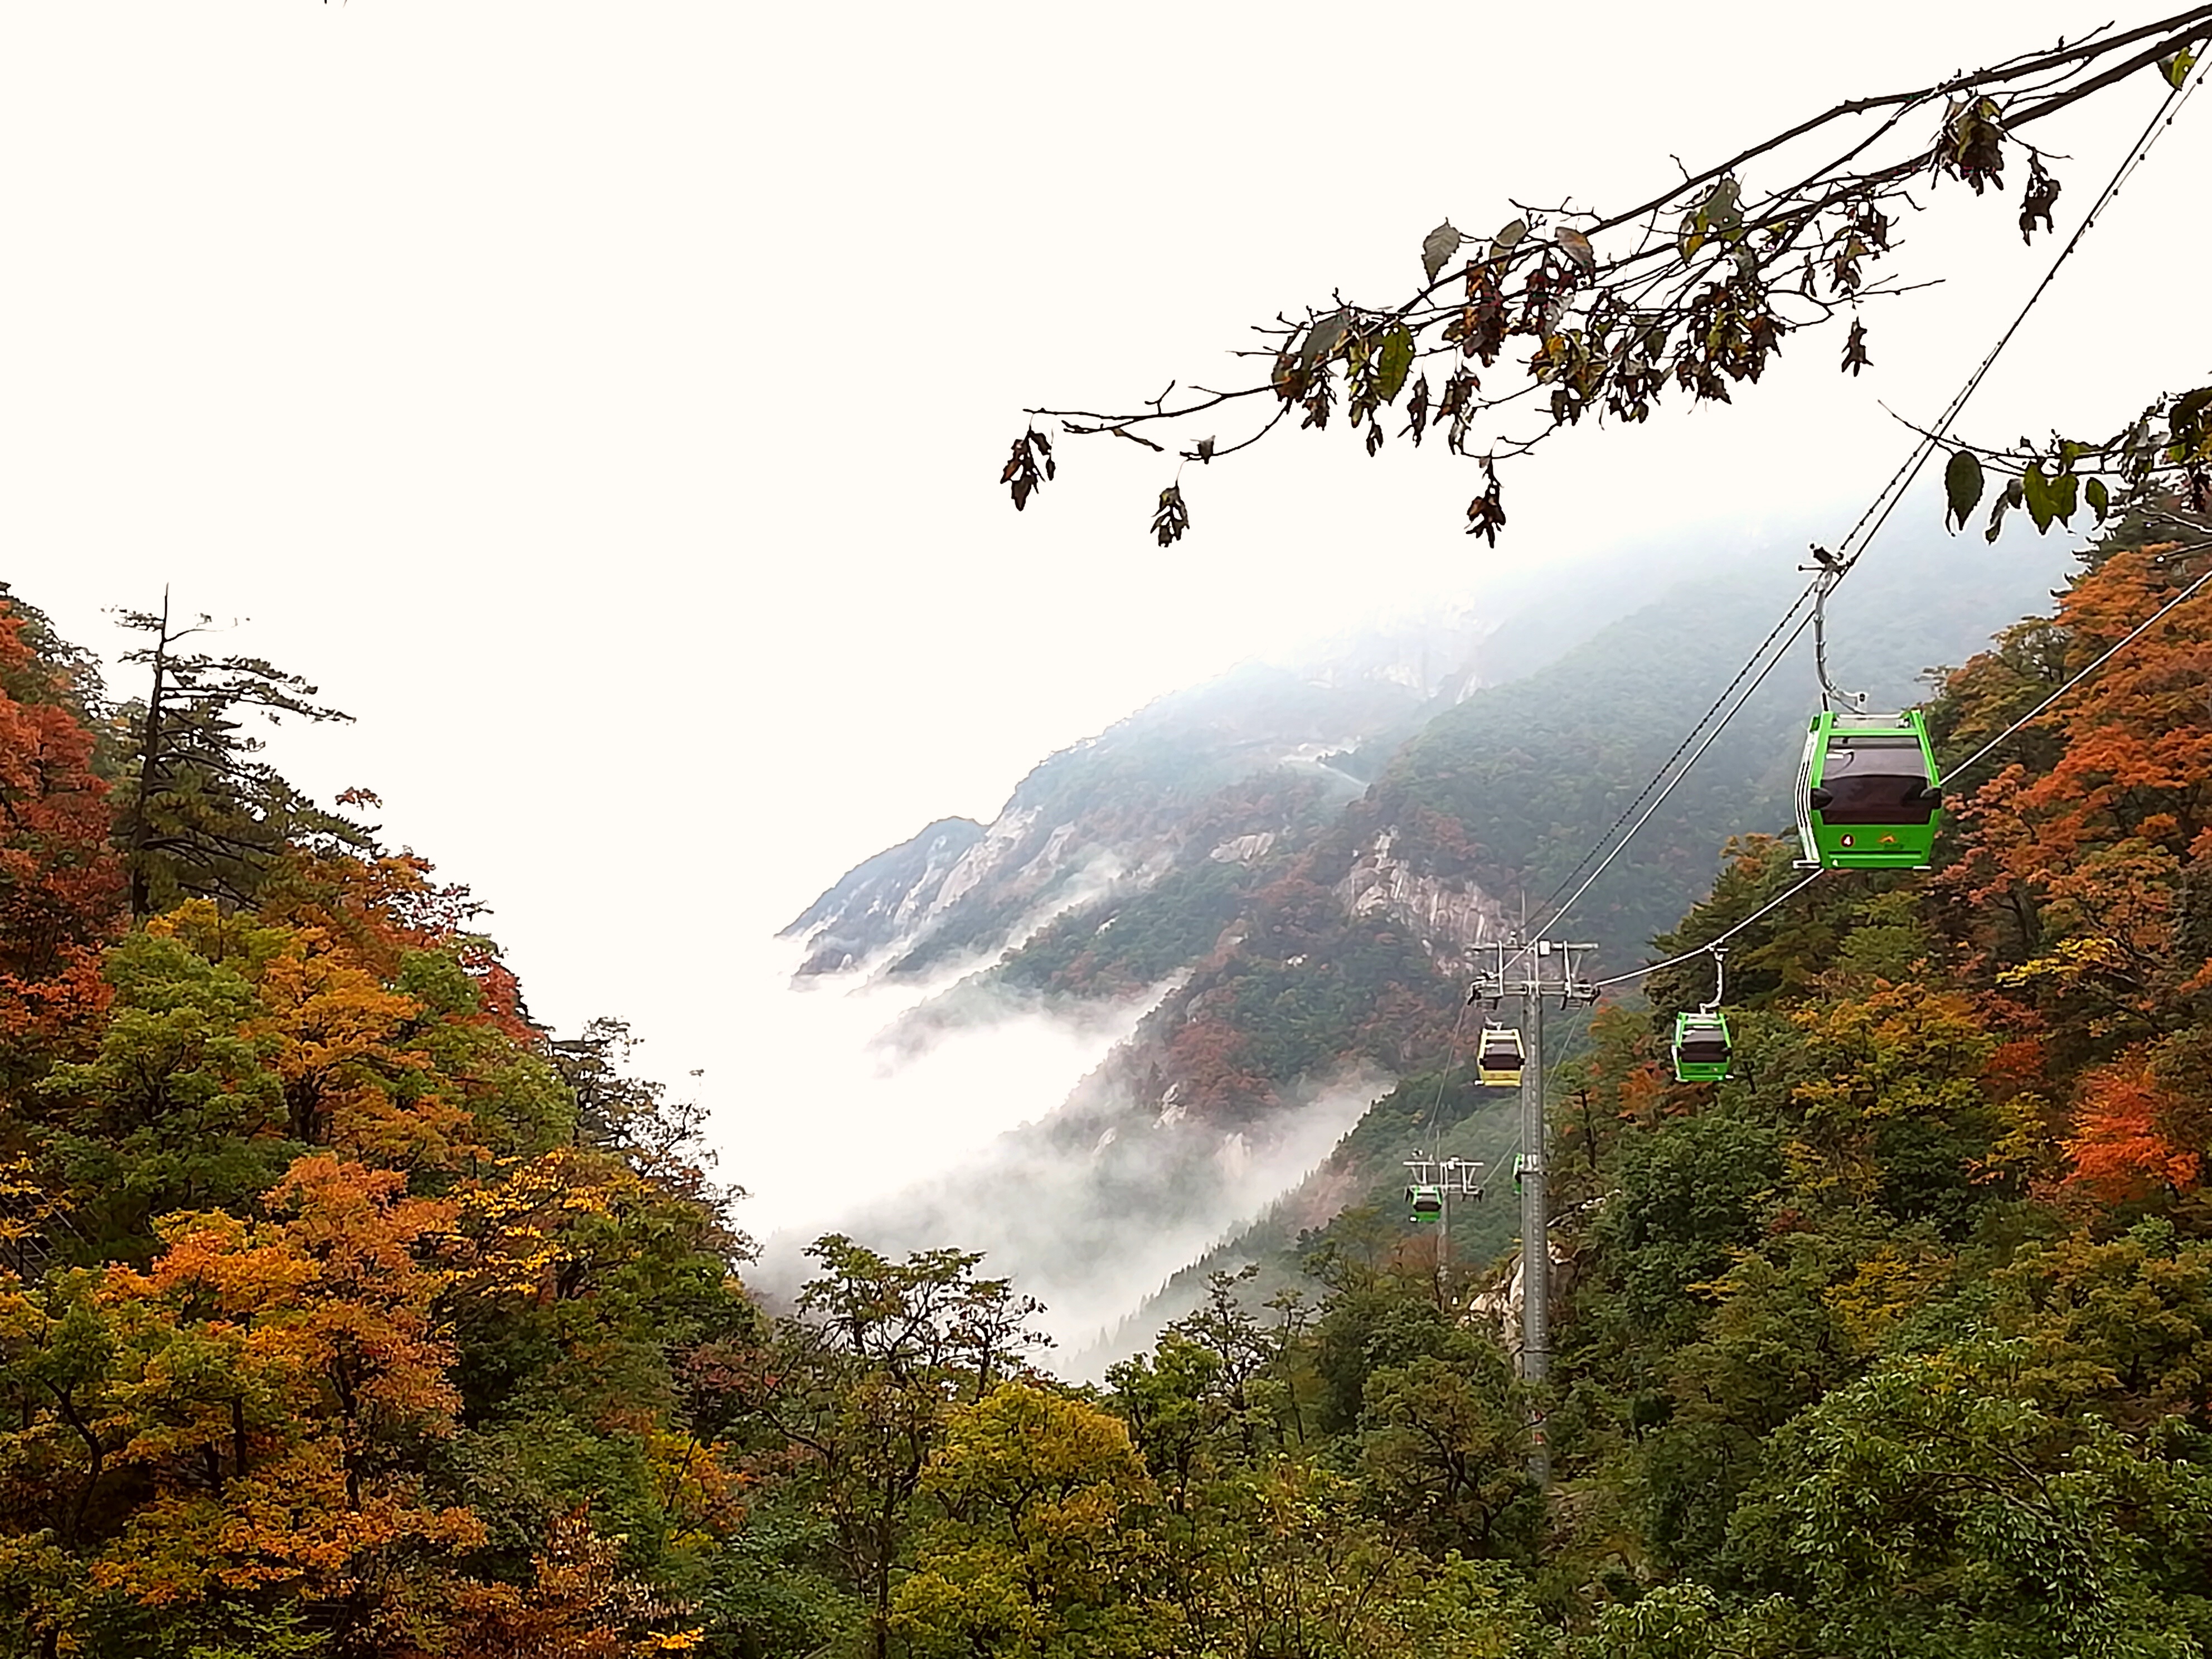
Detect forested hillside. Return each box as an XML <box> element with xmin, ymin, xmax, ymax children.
<box><xmin>6</xmin><ymin>508</ymin><xmax>2212</xmax><ymax>1657</ymax></box>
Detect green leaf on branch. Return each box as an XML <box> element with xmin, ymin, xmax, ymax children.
<box><xmin>2021</xmin><ymin>465</ymin><xmax>2072</xmax><ymax>532</ymax></box>
<box><xmin>2171</xmin><ymin>386</ymin><xmax>2212</xmax><ymax>457</ymax></box>
<box><xmin>2160</xmin><ymin>47</ymin><xmax>2197</xmax><ymax>88</ymax></box>
<box><xmin>1421</xmin><ymin>221</ymin><xmax>1466</xmax><ymax>283</ymax></box>
<box><xmin>1376</xmin><ymin>328</ymin><xmax>1415</xmax><ymax>403</ymax></box>
<box><xmin>1489</xmin><ymin>219</ymin><xmax>1527</xmax><ymax>262</ymax></box>
<box><xmin>1706</xmin><ymin>177</ymin><xmax>1742</xmax><ymax>221</ymax></box>
<box><xmin>1944</xmin><ymin>449</ymin><xmax>1985</xmax><ymax>532</ymax></box>
<box><xmin>2086</xmin><ymin>476</ymin><xmax>2109</xmax><ymax>522</ymax></box>
<box><xmin>1299</xmin><ymin>310</ymin><xmax>1349</xmax><ymax>374</ymax></box>
<box><xmin>2049</xmin><ymin>470</ymin><xmax>2078</xmax><ymax>525</ymax></box>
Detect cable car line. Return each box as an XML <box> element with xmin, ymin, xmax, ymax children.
<box><xmin>1380</xmin><ymin>69</ymin><xmax>2199</xmax><ymax>1380</ymax></box>
<box><xmin>1364</xmin><ymin>69</ymin><xmax>2206</xmax><ymax>1485</ymax></box>
<box><xmin>1531</xmin><ymin>581</ymin><xmax>1822</xmax><ymax>919</ymax></box>
<box><xmin>1524</xmin><ymin>65</ymin><xmax>2196</xmax><ymax>938</ymax></box>
<box><xmin>1590</xmin><ymin>868</ymin><xmax>1827</xmax><ymax>991</ymax></box>
<box><xmin>1585</xmin><ymin>547</ymin><xmax>2212</xmax><ymax>994</ymax></box>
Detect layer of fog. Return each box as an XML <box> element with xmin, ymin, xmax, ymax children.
<box><xmin>716</xmin><ymin>934</ymin><xmax>1162</xmax><ymax>1243</ymax></box>
<box><xmin>751</xmin><ymin>1066</ymin><xmax>1389</xmax><ymax>1366</ymax></box>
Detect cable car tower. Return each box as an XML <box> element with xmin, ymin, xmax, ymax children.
<box><xmin>1468</xmin><ymin>935</ymin><xmax>1598</xmax><ymax>1487</ymax></box>
<box><xmin>1404</xmin><ymin>1152</ymin><xmax>1486</xmax><ymax>1270</ymax></box>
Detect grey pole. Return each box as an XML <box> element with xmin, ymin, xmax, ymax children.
<box><xmin>1438</xmin><ymin>1171</ymin><xmax>1451</xmax><ymax>1282</ymax></box>
<box><xmin>1519</xmin><ymin>988</ymin><xmax>1550</xmax><ymax>1486</ymax></box>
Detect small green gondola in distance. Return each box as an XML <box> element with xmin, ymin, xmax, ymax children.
<box><xmin>1672</xmin><ymin>1010</ymin><xmax>1731</xmax><ymax>1082</ymax></box>
<box><xmin>1406</xmin><ymin>1184</ymin><xmax>1443</xmax><ymax>1223</ymax></box>
<box><xmin>1796</xmin><ymin>707</ymin><xmax>1943</xmax><ymax>870</ymax></box>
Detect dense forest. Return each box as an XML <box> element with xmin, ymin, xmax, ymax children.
<box><xmin>4</xmin><ymin>508</ymin><xmax>2211</xmax><ymax>1657</ymax></box>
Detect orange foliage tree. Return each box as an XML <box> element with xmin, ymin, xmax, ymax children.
<box><xmin>0</xmin><ymin>598</ymin><xmax>125</xmax><ymax>1082</ymax></box>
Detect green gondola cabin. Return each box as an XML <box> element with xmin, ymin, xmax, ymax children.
<box><xmin>1672</xmin><ymin>1011</ymin><xmax>1731</xmax><ymax>1082</ymax></box>
<box><xmin>1476</xmin><ymin>1025</ymin><xmax>1525</xmax><ymax>1086</ymax></box>
<box><xmin>1796</xmin><ymin>709</ymin><xmax>1943</xmax><ymax>870</ymax></box>
<box><xmin>1407</xmin><ymin>1184</ymin><xmax>1444</xmax><ymax>1222</ymax></box>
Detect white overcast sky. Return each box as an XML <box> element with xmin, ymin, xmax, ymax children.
<box><xmin>2</xmin><ymin>3</ymin><xmax>2203</xmax><ymax>1209</ymax></box>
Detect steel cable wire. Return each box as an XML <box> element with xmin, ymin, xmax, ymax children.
<box><xmin>1532</xmin><ymin>65</ymin><xmax>2198</xmax><ymax>942</ymax></box>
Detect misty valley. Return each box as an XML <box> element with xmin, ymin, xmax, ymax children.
<box><xmin>8</xmin><ymin>4</ymin><xmax>2212</xmax><ymax>1654</ymax></box>
<box><xmin>14</xmin><ymin>494</ymin><xmax>2212</xmax><ymax>1656</ymax></box>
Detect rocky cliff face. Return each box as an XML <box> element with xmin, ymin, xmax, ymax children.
<box><xmin>779</xmin><ymin>817</ymin><xmax>985</xmax><ymax>973</ymax></box>
<box><xmin>781</xmin><ymin>624</ymin><xmax>1500</xmax><ymax>983</ymax></box>
<box><xmin>1331</xmin><ymin>826</ymin><xmax>1512</xmax><ymax>969</ymax></box>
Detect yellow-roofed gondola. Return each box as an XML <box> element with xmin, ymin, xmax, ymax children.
<box><xmin>1476</xmin><ymin>1025</ymin><xmax>1525</xmax><ymax>1086</ymax></box>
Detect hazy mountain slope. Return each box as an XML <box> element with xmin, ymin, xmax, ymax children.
<box><xmin>768</xmin><ymin>533</ymin><xmax>2073</xmax><ymax>1358</ymax></box>
<box><xmin>780</xmin><ymin>817</ymin><xmax>986</xmax><ymax>974</ymax></box>
<box><xmin>779</xmin><ymin>648</ymin><xmax>1490</xmax><ymax>984</ymax></box>
<box><xmin>775</xmin><ymin>537</ymin><xmax>1761</xmax><ymax>988</ymax></box>
<box><xmin>1322</xmin><ymin>532</ymin><xmax>2071</xmax><ymax>966</ymax></box>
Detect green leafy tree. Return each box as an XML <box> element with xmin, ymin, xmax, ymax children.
<box><xmin>110</xmin><ymin>595</ymin><xmax>364</xmax><ymax>921</ymax></box>
<box><xmin>1357</xmin><ymin>1342</ymin><xmax>1541</xmax><ymax>1563</ymax></box>
<box><xmin>891</xmin><ymin>1381</ymin><xmax>1172</xmax><ymax>1659</ymax></box>
<box><xmin>1724</xmin><ymin>1336</ymin><xmax>2212</xmax><ymax>1658</ymax></box>
<box><xmin>744</xmin><ymin>1237</ymin><xmax>1048</xmax><ymax>1659</ymax></box>
<box><xmin>32</xmin><ymin>927</ymin><xmax>295</xmax><ymax>1257</ymax></box>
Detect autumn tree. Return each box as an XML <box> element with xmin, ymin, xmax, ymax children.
<box><xmin>0</xmin><ymin>594</ymin><xmax>124</xmax><ymax>979</ymax></box>
<box><xmin>0</xmin><ymin>1157</ymin><xmax>480</xmax><ymax>1658</ymax></box>
<box><xmin>0</xmin><ymin>593</ymin><xmax>126</xmax><ymax>1105</ymax></box>
<box><xmin>448</xmin><ymin>1506</ymin><xmax>704</xmax><ymax>1659</ymax></box>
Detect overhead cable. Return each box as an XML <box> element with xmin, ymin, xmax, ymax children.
<box><xmin>1589</xmin><ymin>539</ymin><xmax>2212</xmax><ymax>992</ymax></box>
<box><xmin>1532</xmin><ymin>581</ymin><xmax>1820</xmax><ymax>916</ymax></box>
<box><xmin>1533</xmin><ymin>61</ymin><xmax>2199</xmax><ymax>939</ymax></box>
<box><xmin>1542</xmin><ymin>605</ymin><xmax>1817</xmax><ymax>932</ymax></box>
<box><xmin>1591</xmin><ymin>869</ymin><xmax>1828</xmax><ymax>989</ymax></box>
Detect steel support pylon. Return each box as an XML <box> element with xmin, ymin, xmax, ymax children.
<box><xmin>1469</xmin><ymin>937</ymin><xmax>1598</xmax><ymax>1490</ymax></box>
<box><xmin>1519</xmin><ymin>988</ymin><xmax>1550</xmax><ymax>1487</ymax></box>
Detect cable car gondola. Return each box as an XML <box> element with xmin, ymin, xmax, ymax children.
<box><xmin>1795</xmin><ymin>708</ymin><xmax>1943</xmax><ymax>871</ymax></box>
<box><xmin>1671</xmin><ymin>945</ymin><xmax>1734</xmax><ymax>1083</ymax></box>
<box><xmin>1406</xmin><ymin>1184</ymin><xmax>1443</xmax><ymax>1223</ymax></box>
<box><xmin>1475</xmin><ymin>1025</ymin><xmax>1525</xmax><ymax>1086</ymax></box>
<box><xmin>1672</xmin><ymin>1012</ymin><xmax>1731</xmax><ymax>1082</ymax></box>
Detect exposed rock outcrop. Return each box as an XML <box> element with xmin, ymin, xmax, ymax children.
<box><xmin>1332</xmin><ymin>827</ymin><xmax>1511</xmax><ymax>968</ymax></box>
<box><xmin>779</xmin><ymin>817</ymin><xmax>985</xmax><ymax>973</ymax></box>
